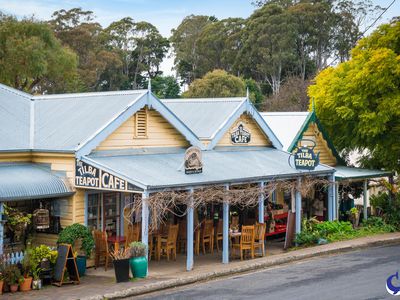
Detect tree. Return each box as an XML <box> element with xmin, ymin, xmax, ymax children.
<box><xmin>0</xmin><ymin>15</ymin><xmax>78</xmax><ymax>93</ymax></box>
<box><xmin>50</xmin><ymin>8</ymin><xmax>122</xmax><ymax>91</ymax></box>
<box><xmin>308</xmin><ymin>20</ymin><xmax>400</xmax><ymax>172</ymax></box>
<box><xmin>182</xmin><ymin>69</ymin><xmax>245</xmax><ymax>98</ymax></box>
<box><xmin>170</xmin><ymin>15</ymin><xmax>217</xmax><ymax>84</ymax></box>
<box><xmin>151</xmin><ymin>76</ymin><xmax>180</xmax><ymax>99</ymax></box>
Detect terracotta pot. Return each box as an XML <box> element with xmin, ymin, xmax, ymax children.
<box><xmin>20</xmin><ymin>276</ymin><xmax>32</xmax><ymax>292</ymax></box>
<box><xmin>10</xmin><ymin>284</ymin><xmax>18</xmax><ymax>293</ymax></box>
<box><xmin>0</xmin><ymin>280</ymin><xmax>3</xmax><ymax>295</ymax></box>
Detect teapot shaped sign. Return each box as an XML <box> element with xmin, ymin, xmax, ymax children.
<box><xmin>231</xmin><ymin>122</ymin><xmax>251</xmax><ymax>144</ymax></box>
<box><xmin>290</xmin><ymin>139</ymin><xmax>320</xmax><ymax>171</ymax></box>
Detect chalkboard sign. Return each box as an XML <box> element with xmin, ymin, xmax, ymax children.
<box><xmin>52</xmin><ymin>244</ymin><xmax>80</xmax><ymax>287</ymax></box>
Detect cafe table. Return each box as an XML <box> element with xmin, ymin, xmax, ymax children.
<box><xmin>107</xmin><ymin>235</ymin><xmax>126</xmax><ymax>252</ymax></box>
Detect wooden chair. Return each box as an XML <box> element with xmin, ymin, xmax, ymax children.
<box><xmin>159</xmin><ymin>224</ymin><xmax>179</xmax><ymax>261</ymax></box>
<box><xmin>254</xmin><ymin>223</ymin><xmax>266</xmax><ymax>257</ymax></box>
<box><xmin>125</xmin><ymin>223</ymin><xmax>140</xmax><ymax>248</ymax></box>
<box><xmin>215</xmin><ymin>219</ymin><xmax>223</xmax><ymax>252</ymax></box>
<box><xmin>232</xmin><ymin>225</ymin><xmax>255</xmax><ymax>260</ymax></box>
<box><xmin>201</xmin><ymin>220</ymin><xmax>214</xmax><ymax>254</ymax></box>
<box><xmin>93</xmin><ymin>230</ymin><xmax>111</xmax><ymax>271</ymax></box>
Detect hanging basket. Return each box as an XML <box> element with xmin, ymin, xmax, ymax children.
<box><xmin>33</xmin><ymin>208</ymin><xmax>50</xmax><ymax>229</ymax></box>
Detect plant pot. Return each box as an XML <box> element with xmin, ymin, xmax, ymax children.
<box><xmin>0</xmin><ymin>280</ymin><xmax>3</xmax><ymax>295</ymax></box>
<box><xmin>32</xmin><ymin>279</ymin><xmax>42</xmax><ymax>290</ymax></box>
<box><xmin>10</xmin><ymin>284</ymin><xmax>18</xmax><ymax>293</ymax></box>
<box><xmin>76</xmin><ymin>255</ymin><xmax>87</xmax><ymax>277</ymax></box>
<box><xmin>20</xmin><ymin>276</ymin><xmax>32</xmax><ymax>292</ymax></box>
<box><xmin>130</xmin><ymin>256</ymin><xmax>148</xmax><ymax>278</ymax></box>
<box><xmin>113</xmin><ymin>258</ymin><xmax>130</xmax><ymax>283</ymax></box>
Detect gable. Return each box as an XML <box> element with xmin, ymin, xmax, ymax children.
<box><xmin>216</xmin><ymin>113</ymin><xmax>272</xmax><ymax>147</ymax></box>
<box><xmin>96</xmin><ymin>106</ymin><xmax>189</xmax><ymax>151</ymax></box>
<box><xmin>296</xmin><ymin>122</ymin><xmax>337</xmax><ymax>166</ymax></box>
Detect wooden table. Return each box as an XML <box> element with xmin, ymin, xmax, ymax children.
<box><xmin>107</xmin><ymin>235</ymin><xmax>126</xmax><ymax>252</ymax></box>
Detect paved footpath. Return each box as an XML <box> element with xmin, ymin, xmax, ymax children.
<box><xmin>3</xmin><ymin>233</ymin><xmax>400</xmax><ymax>300</ymax></box>
<box><xmin>139</xmin><ymin>244</ymin><xmax>400</xmax><ymax>300</ymax></box>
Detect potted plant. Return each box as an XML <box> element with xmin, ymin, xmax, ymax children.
<box><xmin>31</xmin><ymin>265</ymin><xmax>42</xmax><ymax>290</ymax></box>
<box><xmin>129</xmin><ymin>242</ymin><xmax>147</xmax><ymax>278</ymax></box>
<box><xmin>4</xmin><ymin>205</ymin><xmax>31</xmax><ymax>243</ymax></box>
<box><xmin>349</xmin><ymin>207</ymin><xmax>360</xmax><ymax>228</ymax></box>
<box><xmin>110</xmin><ymin>248</ymin><xmax>130</xmax><ymax>283</ymax></box>
<box><xmin>19</xmin><ymin>251</ymin><xmax>33</xmax><ymax>292</ymax></box>
<box><xmin>57</xmin><ymin>223</ymin><xmax>94</xmax><ymax>277</ymax></box>
<box><xmin>3</xmin><ymin>264</ymin><xmax>22</xmax><ymax>293</ymax></box>
<box><xmin>30</xmin><ymin>245</ymin><xmax>57</xmax><ymax>285</ymax></box>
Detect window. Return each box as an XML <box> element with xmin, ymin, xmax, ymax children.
<box><xmin>135</xmin><ymin>108</ymin><xmax>147</xmax><ymax>138</ymax></box>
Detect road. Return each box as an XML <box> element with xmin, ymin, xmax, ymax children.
<box><xmin>137</xmin><ymin>245</ymin><xmax>400</xmax><ymax>300</ymax></box>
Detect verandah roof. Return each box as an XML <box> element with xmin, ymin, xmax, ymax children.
<box><xmin>83</xmin><ymin>147</ymin><xmax>335</xmax><ymax>191</ymax></box>
<box><xmin>0</xmin><ymin>163</ymin><xmax>74</xmax><ymax>201</ymax></box>
<box><xmin>334</xmin><ymin>165</ymin><xmax>392</xmax><ymax>181</ymax></box>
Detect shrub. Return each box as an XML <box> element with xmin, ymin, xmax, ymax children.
<box><xmin>370</xmin><ymin>192</ymin><xmax>400</xmax><ymax>229</ymax></box>
<box><xmin>129</xmin><ymin>242</ymin><xmax>147</xmax><ymax>258</ymax></box>
<box><xmin>30</xmin><ymin>245</ymin><xmax>58</xmax><ymax>269</ymax></box>
<box><xmin>57</xmin><ymin>223</ymin><xmax>94</xmax><ymax>257</ymax></box>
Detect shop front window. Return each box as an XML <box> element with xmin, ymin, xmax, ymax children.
<box><xmin>87</xmin><ymin>192</ymin><xmax>121</xmax><ymax>237</ymax></box>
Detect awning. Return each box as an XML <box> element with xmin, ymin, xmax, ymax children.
<box><xmin>0</xmin><ymin>163</ymin><xmax>74</xmax><ymax>201</ymax></box>
<box><xmin>334</xmin><ymin>165</ymin><xmax>392</xmax><ymax>181</ymax></box>
<box><xmin>84</xmin><ymin>147</ymin><xmax>335</xmax><ymax>190</ymax></box>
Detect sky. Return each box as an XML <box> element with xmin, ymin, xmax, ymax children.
<box><xmin>0</xmin><ymin>0</ymin><xmax>398</xmax><ymax>75</ymax></box>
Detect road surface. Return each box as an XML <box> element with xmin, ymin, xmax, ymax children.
<box><xmin>137</xmin><ymin>244</ymin><xmax>400</xmax><ymax>300</ymax></box>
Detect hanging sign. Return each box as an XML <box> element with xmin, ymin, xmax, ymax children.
<box><xmin>75</xmin><ymin>160</ymin><xmax>140</xmax><ymax>192</ymax></box>
<box><xmin>292</xmin><ymin>140</ymin><xmax>320</xmax><ymax>170</ymax></box>
<box><xmin>231</xmin><ymin>122</ymin><xmax>251</xmax><ymax>144</ymax></box>
<box><xmin>184</xmin><ymin>146</ymin><xmax>203</xmax><ymax>174</ymax></box>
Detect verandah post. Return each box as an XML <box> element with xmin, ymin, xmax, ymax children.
<box><xmin>258</xmin><ymin>182</ymin><xmax>265</xmax><ymax>223</ymax></box>
<box><xmin>141</xmin><ymin>191</ymin><xmax>149</xmax><ymax>257</ymax></box>
<box><xmin>328</xmin><ymin>174</ymin><xmax>335</xmax><ymax>221</ymax></box>
<box><xmin>222</xmin><ymin>184</ymin><xmax>230</xmax><ymax>264</ymax></box>
<box><xmin>295</xmin><ymin>177</ymin><xmax>302</xmax><ymax>234</ymax></box>
<box><xmin>363</xmin><ymin>180</ymin><xmax>368</xmax><ymax>220</ymax></box>
<box><xmin>186</xmin><ymin>188</ymin><xmax>194</xmax><ymax>271</ymax></box>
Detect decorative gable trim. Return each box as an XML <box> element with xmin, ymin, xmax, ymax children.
<box><xmin>76</xmin><ymin>92</ymin><xmax>204</xmax><ymax>158</ymax></box>
<box><xmin>287</xmin><ymin>111</ymin><xmax>344</xmax><ymax>164</ymax></box>
<box><xmin>207</xmin><ymin>99</ymin><xmax>282</xmax><ymax>150</ymax></box>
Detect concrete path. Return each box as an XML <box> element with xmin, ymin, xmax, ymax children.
<box><xmin>3</xmin><ymin>232</ymin><xmax>400</xmax><ymax>300</ymax></box>
<box><xmin>140</xmin><ymin>244</ymin><xmax>400</xmax><ymax>300</ymax></box>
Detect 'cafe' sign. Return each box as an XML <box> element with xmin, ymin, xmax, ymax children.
<box><xmin>75</xmin><ymin>160</ymin><xmax>139</xmax><ymax>192</ymax></box>
<box><xmin>231</xmin><ymin>122</ymin><xmax>251</xmax><ymax>144</ymax></box>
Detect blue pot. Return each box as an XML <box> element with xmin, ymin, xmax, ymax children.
<box><xmin>129</xmin><ymin>256</ymin><xmax>147</xmax><ymax>278</ymax></box>
<box><xmin>76</xmin><ymin>256</ymin><xmax>86</xmax><ymax>277</ymax></box>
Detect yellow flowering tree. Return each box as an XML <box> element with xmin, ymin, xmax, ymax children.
<box><xmin>308</xmin><ymin>20</ymin><xmax>400</xmax><ymax>172</ymax></box>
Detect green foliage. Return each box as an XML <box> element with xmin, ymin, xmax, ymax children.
<box><xmin>370</xmin><ymin>192</ymin><xmax>400</xmax><ymax>229</ymax></box>
<box><xmin>30</xmin><ymin>245</ymin><xmax>58</xmax><ymax>270</ymax></box>
<box><xmin>3</xmin><ymin>205</ymin><xmax>31</xmax><ymax>229</ymax></box>
<box><xmin>309</xmin><ymin>20</ymin><xmax>400</xmax><ymax>172</ymax></box>
<box><xmin>129</xmin><ymin>242</ymin><xmax>147</xmax><ymax>258</ymax></box>
<box><xmin>3</xmin><ymin>264</ymin><xmax>22</xmax><ymax>285</ymax></box>
<box><xmin>0</xmin><ymin>14</ymin><xmax>78</xmax><ymax>93</ymax></box>
<box><xmin>151</xmin><ymin>76</ymin><xmax>180</xmax><ymax>99</ymax></box>
<box><xmin>182</xmin><ymin>69</ymin><xmax>245</xmax><ymax>98</ymax></box>
<box><xmin>295</xmin><ymin>216</ymin><xmax>394</xmax><ymax>246</ymax></box>
<box><xmin>57</xmin><ymin>223</ymin><xmax>95</xmax><ymax>257</ymax></box>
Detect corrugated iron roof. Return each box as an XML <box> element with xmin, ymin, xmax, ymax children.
<box><xmin>261</xmin><ymin>112</ymin><xmax>309</xmax><ymax>151</ymax></box>
<box><xmin>86</xmin><ymin>147</ymin><xmax>334</xmax><ymax>190</ymax></box>
<box><xmin>0</xmin><ymin>163</ymin><xmax>74</xmax><ymax>201</ymax></box>
<box><xmin>162</xmin><ymin>98</ymin><xmax>245</xmax><ymax>139</ymax></box>
<box><xmin>33</xmin><ymin>90</ymin><xmax>146</xmax><ymax>151</ymax></box>
<box><xmin>0</xmin><ymin>84</ymin><xmax>32</xmax><ymax>150</ymax></box>
<box><xmin>334</xmin><ymin>165</ymin><xmax>392</xmax><ymax>180</ymax></box>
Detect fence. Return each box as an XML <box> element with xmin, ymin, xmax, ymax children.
<box><xmin>0</xmin><ymin>251</ymin><xmax>25</xmax><ymax>266</ymax></box>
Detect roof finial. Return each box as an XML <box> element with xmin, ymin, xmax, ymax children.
<box><xmin>148</xmin><ymin>77</ymin><xmax>151</xmax><ymax>92</ymax></box>
<box><xmin>246</xmin><ymin>86</ymin><xmax>249</xmax><ymax>99</ymax></box>
<box><xmin>312</xmin><ymin>97</ymin><xmax>316</xmax><ymax>112</ymax></box>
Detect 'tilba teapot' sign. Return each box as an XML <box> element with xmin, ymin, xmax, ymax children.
<box><xmin>231</xmin><ymin>122</ymin><xmax>251</xmax><ymax>144</ymax></box>
<box><xmin>293</xmin><ymin>140</ymin><xmax>320</xmax><ymax>171</ymax></box>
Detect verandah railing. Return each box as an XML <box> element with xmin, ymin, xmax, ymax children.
<box><xmin>0</xmin><ymin>251</ymin><xmax>25</xmax><ymax>266</ymax></box>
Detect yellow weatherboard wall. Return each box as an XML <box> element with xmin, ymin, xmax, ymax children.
<box><xmin>217</xmin><ymin>113</ymin><xmax>271</xmax><ymax>147</ymax></box>
<box><xmin>297</xmin><ymin>122</ymin><xmax>337</xmax><ymax>166</ymax></box>
<box><xmin>96</xmin><ymin>106</ymin><xmax>189</xmax><ymax>150</ymax></box>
